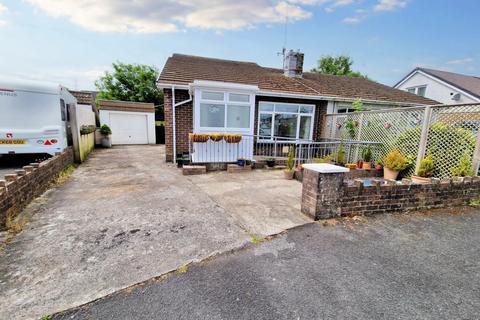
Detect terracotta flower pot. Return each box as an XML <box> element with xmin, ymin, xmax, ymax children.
<box><xmin>362</xmin><ymin>162</ymin><xmax>372</xmax><ymax>170</ymax></box>
<box><xmin>411</xmin><ymin>176</ymin><xmax>432</xmax><ymax>184</ymax></box>
<box><xmin>284</xmin><ymin>170</ymin><xmax>295</xmax><ymax>180</ymax></box>
<box><xmin>384</xmin><ymin>167</ymin><xmax>399</xmax><ymax>180</ymax></box>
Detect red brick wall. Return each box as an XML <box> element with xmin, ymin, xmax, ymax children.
<box><xmin>0</xmin><ymin>148</ymin><xmax>74</xmax><ymax>230</ymax></box>
<box><xmin>164</xmin><ymin>89</ymin><xmax>193</xmax><ymax>162</ymax></box>
<box><xmin>254</xmin><ymin>96</ymin><xmax>328</xmax><ymax>141</ymax></box>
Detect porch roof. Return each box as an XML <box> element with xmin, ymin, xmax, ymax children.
<box><xmin>158</xmin><ymin>54</ymin><xmax>438</xmax><ymax>106</ymax></box>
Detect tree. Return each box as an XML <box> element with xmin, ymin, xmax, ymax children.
<box><xmin>95</xmin><ymin>62</ymin><xmax>163</xmax><ymax>105</ymax></box>
<box><xmin>311</xmin><ymin>55</ymin><xmax>365</xmax><ymax>78</ymax></box>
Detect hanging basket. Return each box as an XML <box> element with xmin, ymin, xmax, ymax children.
<box><xmin>189</xmin><ymin>133</ymin><xmax>209</xmax><ymax>143</ymax></box>
<box><xmin>224</xmin><ymin>134</ymin><xmax>242</xmax><ymax>143</ymax></box>
<box><xmin>209</xmin><ymin>133</ymin><xmax>224</xmax><ymax>142</ymax></box>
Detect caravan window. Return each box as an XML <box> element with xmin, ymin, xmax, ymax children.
<box><xmin>60</xmin><ymin>99</ymin><xmax>66</xmax><ymax>121</ymax></box>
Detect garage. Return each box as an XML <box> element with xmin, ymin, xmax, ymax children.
<box><xmin>98</xmin><ymin>100</ymin><xmax>156</xmax><ymax>145</ymax></box>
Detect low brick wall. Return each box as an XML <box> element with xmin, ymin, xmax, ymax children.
<box><xmin>302</xmin><ymin>166</ymin><xmax>480</xmax><ymax>220</ymax></box>
<box><xmin>0</xmin><ymin>148</ymin><xmax>73</xmax><ymax>230</ymax></box>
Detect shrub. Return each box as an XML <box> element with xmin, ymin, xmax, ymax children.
<box><xmin>100</xmin><ymin>124</ymin><xmax>112</xmax><ymax>136</ymax></box>
<box><xmin>416</xmin><ymin>155</ymin><xmax>434</xmax><ymax>177</ymax></box>
<box><xmin>79</xmin><ymin>125</ymin><xmax>96</xmax><ymax>135</ymax></box>
<box><xmin>451</xmin><ymin>153</ymin><xmax>473</xmax><ymax>177</ymax></box>
<box><xmin>395</xmin><ymin>122</ymin><xmax>475</xmax><ymax>177</ymax></box>
<box><xmin>336</xmin><ymin>140</ymin><xmax>346</xmax><ymax>165</ymax></box>
<box><xmin>313</xmin><ymin>154</ymin><xmax>334</xmax><ymax>163</ymax></box>
<box><xmin>383</xmin><ymin>149</ymin><xmax>409</xmax><ymax>171</ymax></box>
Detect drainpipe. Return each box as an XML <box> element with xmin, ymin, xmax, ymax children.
<box><xmin>172</xmin><ymin>85</ymin><xmax>177</xmax><ymax>163</ymax></box>
<box><xmin>171</xmin><ymin>85</ymin><xmax>193</xmax><ymax>164</ymax></box>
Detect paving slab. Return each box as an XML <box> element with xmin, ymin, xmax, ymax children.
<box><xmin>0</xmin><ymin>146</ymin><xmax>250</xmax><ymax>320</ymax></box>
<box><xmin>188</xmin><ymin>170</ymin><xmax>312</xmax><ymax>237</ymax></box>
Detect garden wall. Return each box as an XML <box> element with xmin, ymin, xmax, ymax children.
<box><xmin>301</xmin><ymin>167</ymin><xmax>480</xmax><ymax>220</ymax></box>
<box><xmin>79</xmin><ymin>132</ymin><xmax>95</xmax><ymax>162</ymax></box>
<box><xmin>0</xmin><ymin>148</ymin><xmax>73</xmax><ymax>230</ymax></box>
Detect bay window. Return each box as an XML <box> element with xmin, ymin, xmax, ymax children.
<box><xmin>197</xmin><ymin>90</ymin><xmax>252</xmax><ymax>130</ymax></box>
<box><xmin>258</xmin><ymin>102</ymin><xmax>315</xmax><ymax>140</ymax></box>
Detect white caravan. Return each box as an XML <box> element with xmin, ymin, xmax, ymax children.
<box><xmin>0</xmin><ymin>78</ymin><xmax>76</xmax><ymax>156</ymax></box>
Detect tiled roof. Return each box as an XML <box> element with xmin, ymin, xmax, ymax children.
<box><xmin>70</xmin><ymin>90</ymin><xmax>97</xmax><ymax>105</ymax></box>
<box><xmin>418</xmin><ymin>68</ymin><xmax>480</xmax><ymax>99</ymax></box>
<box><xmin>158</xmin><ymin>54</ymin><xmax>437</xmax><ymax>105</ymax></box>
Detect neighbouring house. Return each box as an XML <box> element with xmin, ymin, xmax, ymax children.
<box><xmin>394</xmin><ymin>67</ymin><xmax>480</xmax><ymax>105</ymax></box>
<box><xmin>157</xmin><ymin>52</ymin><xmax>437</xmax><ymax>163</ymax></box>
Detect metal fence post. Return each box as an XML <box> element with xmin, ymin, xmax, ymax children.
<box><xmin>415</xmin><ymin>106</ymin><xmax>432</xmax><ymax>174</ymax></box>
<box><xmin>472</xmin><ymin>131</ymin><xmax>480</xmax><ymax>176</ymax></box>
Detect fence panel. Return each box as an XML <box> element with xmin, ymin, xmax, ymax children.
<box><xmin>323</xmin><ymin>103</ymin><xmax>480</xmax><ymax>178</ymax></box>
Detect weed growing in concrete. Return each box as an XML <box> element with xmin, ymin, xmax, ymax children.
<box><xmin>249</xmin><ymin>234</ymin><xmax>264</xmax><ymax>244</ymax></box>
<box><xmin>55</xmin><ymin>165</ymin><xmax>75</xmax><ymax>185</ymax></box>
<box><xmin>177</xmin><ymin>264</ymin><xmax>189</xmax><ymax>273</ymax></box>
<box><xmin>469</xmin><ymin>198</ymin><xmax>480</xmax><ymax>208</ymax></box>
<box><xmin>40</xmin><ymin>315</ymin><xmax>52</xmax><ymax>320</ymax></box>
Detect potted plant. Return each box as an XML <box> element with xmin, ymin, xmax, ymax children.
<box><xmin>284</xmin><ymin>147</ymin><xmax>295</xmax><ymax>179</ymax></box>
<box><xmin>189</xmin><ymin>133</ymin><xmax>209</xmax><ymax>143</ymax></box>
<box><xmin>100</xmin><ymin>124</ymin><xmax>112</xmax><ymax>148</ymax></box>
<box><xmin>411</xmin><ymin>155</ymin><xmax>434</xmax><ymax>184</ymax></box>
<box><xmin>237</xmin><ymin>158</ymin><xmax>245</xmax><ymax>167</ymax></box>
<box><xmin>383</xmin><ymin>149</ymin><xmax>408</xmax><ymax>180</ymax></box>
<box><xmin>224</xmin><ymin>134</ymin><xmax>242</xmax><ymax>143</ymax></box>
<box><xmin>451</xmin><ymin>152</ymin><xmax>473</xmax><ymax>177</ymax></box>
<box><xmin>375</xmin><ymin>162</ymin><xmax>383</xmax><ymax>171</ymax></box>
<box><xmin>266</xmin><ymin>157</ymin><xmax>276</xmax><ymax>168</ymax></box>
<box><xmin>361</xmin><ymin>145</ymin><xmax>373</xmax><ymax>170</ymax></box>
<box><xmin>209</xmin><ymin>133</ymin><xmax>224</xmax><ymax>142</ymax></box>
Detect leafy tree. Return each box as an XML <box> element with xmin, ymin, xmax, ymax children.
<box><xmin>311</xmin><ymin>55</ymin><xmax>366</xmax><ymax>78</ymax></box>
<box><xmin>95</xmin><ymin>62</ymin><xmax>163</xmax><ymax>105</ymax></box>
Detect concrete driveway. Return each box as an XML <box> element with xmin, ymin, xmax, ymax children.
<box><xmin>0</xmin><ymin>146</ymin><xmax>254</xmax><ymax>319</ymax></box>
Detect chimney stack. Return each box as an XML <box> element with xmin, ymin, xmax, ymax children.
<box><xmin>284</xmin><ymin>50</ymin><xmax>304</xmax><ymax>78</ymax></box>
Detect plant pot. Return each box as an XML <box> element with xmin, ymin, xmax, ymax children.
<box><xmin>177</xmin><ymin>158</ymin><xmax>184</xmax><ymax>168</ymax></box>
<box><xmin>225</xmin><ymin>135</ymin><xmax>242</xmax><ymax>143</ymax></box>
<box><xmin>411</xmin><ymin>175</ymin><xmax>432</xmax><ymax>184</ymax></box>
<box><xmin>266</xmin><ymin>159</ymin><xmax>275</xmax><ymax>168</ymax></box>
<box><xmin>384</xmin><ymin>167</ymin><xmax>399</xmax><ymax>180</ymax></box>
<box><xmin>294</xmin><ymin>167</ymin><xmax>303</xmax><ymax>181</ymax></box>
<box><xmin>362</xmin><ymin>162</ymin><xmax>372</xmax><ymax>170</ymax></box>
<box><xmin>101</xmin><ymin>136</ymin><xmax>112</xmax><ymax>148</ymax></box>
<box><xmin>356</xmin><ymin>160</ymin><xmax>363</xmax><ymax>169</ymax></box>
<box><xmin>237</xmin><ymin>159</ymin><xmax>245</xmax><ymax>167</ymax></box>
<box><xmin>284</xmin><ymin>170</ymin><xmax>295</xmax><ymax>180</ymax></box>
<box><xmin>375</xmin><ymin>164</ymin><xmax>383</xmax><ymax>171</ymax></box>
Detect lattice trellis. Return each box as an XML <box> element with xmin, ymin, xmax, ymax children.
<box><xmin>323</xmin><ymin>103</ymin><xmax>480</xmax><ymax>178</ymax></box>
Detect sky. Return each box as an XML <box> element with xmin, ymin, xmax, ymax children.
<box><xmin>0</xmin><ymin>0</ymin><xmax>479</xmax><ymax>90</ymax></box>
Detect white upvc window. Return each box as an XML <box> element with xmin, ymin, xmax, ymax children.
<box><xmin>196</xmin><ymin>90</ymin><xmax>254</xmax><ymax>132</ymax></box>
<box><xmin>406</xmin><ymin>85</ymin><xmax>427</xmax><ymax>97</ymax></box>
<box><xmin>258</xmin><ymin>101</ymin><xmax>315</xmax><ymax>141</ymax></box>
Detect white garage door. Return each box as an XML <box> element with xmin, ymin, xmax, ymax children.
<box><xmin>109</xmin><ymin>113</ymin><xmax>149</xmax><ymax>145</ymax></box>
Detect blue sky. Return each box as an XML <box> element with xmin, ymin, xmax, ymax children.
<box><xmin>0</xmin><ymin>0</ymin><xmax>478</xmax><ymax>90</ymax></box>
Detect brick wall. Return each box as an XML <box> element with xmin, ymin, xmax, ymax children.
<box><xmin>0</xmin><ymin>148</ymin><xmax>74</xmax><ymax>230</ymax></box>
<box><xmin>302</xmin><ymin>167</ymin><xmax>480</xmax><ymax>220</ymax></box>
<box><xmin>164</xmin><ymin>89</ymin><xmax>193</xmax><ymax>162</ymax></box>
<box><xmin>340</xmin><ymin>178</ymin><xmax>480</xmax><ymax>217</ymax></box>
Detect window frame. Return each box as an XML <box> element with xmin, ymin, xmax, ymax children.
<box><xmin>406</xmin><ymin>85</ymin><xmax>427</xmax><ymax>97</ymax></box>
<box><xmin>257</xmin><ymin>101</ymin><xmax>315</xmax><ymax>142</ymax></box>
<box><xmin>194</xmin><ymin>89</ymin><xmax>255</xmax><ymax>134</ymax></box>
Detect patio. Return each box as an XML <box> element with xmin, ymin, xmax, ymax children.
<box><xmin>187</xmin><ymin>169</ymin><xmax>312</xmax><ymax>237</ymax></box>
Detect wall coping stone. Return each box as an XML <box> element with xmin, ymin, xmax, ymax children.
<box><xmin>303</xmin><ymin>163</ymin><xmax>350</xmax><ymax>174</ymax></box>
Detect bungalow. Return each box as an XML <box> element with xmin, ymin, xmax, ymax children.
<box><xmin>157</xmin><ymin>51</ymin><xmax>436</xmax><ymax>163</ymax></box>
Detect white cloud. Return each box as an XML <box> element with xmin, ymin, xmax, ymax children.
<box><xmin>342</xmin><ymin>16</ymin><xmax>362</xmax><ymax>24</ymax></box>
<box><xmin>446</xmin><ymin>58</ymin><xmax>474</xmax><ymax>65</ymax></box>
<box><xmin>25</xmin><ymin>0</ymin><xmax>315</xmax><ymax>33</ymax></box>
<box><xmin>374</xmin><ymin>0</ymin><xmax>407</xmax><ymax>12</ymax></box>
<box><xmin>0</xmin><ymin>2</ymin><xmax>7</xmax><ymax>26</ymax></box>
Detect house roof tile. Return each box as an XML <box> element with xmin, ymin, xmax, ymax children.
<box><xmin>158</xmin><ymin>54</ymin><xmax>437</xmax><ymax>105</ymax></box>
